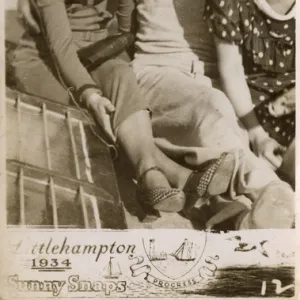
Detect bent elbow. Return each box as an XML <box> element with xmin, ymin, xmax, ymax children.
<box><xmin>52</xmin><ymin>34</ymin><xmax>74</xmax><ymax>61</ymax></box>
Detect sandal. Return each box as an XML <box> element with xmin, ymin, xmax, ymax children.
<box><xmin>136</xmin><ymin>166</ymin><xmax>186</xmax><ymax>223</ymax></box>
<box><xmin>182</xmin><ymin>152</ymin><xmax>235</xmax><ymax>217</ymax></box>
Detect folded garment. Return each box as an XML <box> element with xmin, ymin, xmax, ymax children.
<box><xmin>77</xmin><ymin>32</ymin><xmax>134</xmax><ymax>72</ymax></box>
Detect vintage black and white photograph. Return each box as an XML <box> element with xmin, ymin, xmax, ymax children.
<box><xmin>1</xmin><ymin>0</ymin><xmax>297</xmax><ymax>298</ymax></box>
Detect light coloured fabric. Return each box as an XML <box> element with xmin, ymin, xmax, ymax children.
<box><xmin>134</xmin><ymin>64</ymin><xmax>294</xmax><ymax>228</ymax></box>
<box><xmin>132</xmin><ymin>0</ymin><xmax>280</xmax><ymax>190</ymax></box>
<box><xmin>133</xmin><ymin>0</ymin><xmax>218</xmax><ymax>78</ymax></box>
<box><xmin>135</xmin><ymin>66</ymin><xmax>279</xmax><ymax>190</ymax></box>
<box><xmin>131</xmin><ymin>0</ymin><xmax>294</xmax><ymax>228</ymax></box>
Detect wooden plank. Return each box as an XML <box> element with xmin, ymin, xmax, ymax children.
<box><xmin>16</xmin><ymin>94</ymin><xmax>22</xmax><ymax>161</ymax></box>
<box><xmin>6</xmin><ymin>88</ymin><xmax>127</xmax><ymax>229</ymax></box>
<box><xmin>49</xmin><ymin>177</ymin><xmax>59</xmax><ymax>228</ymax></box>
<box><xmin>78</xmin><ymin>186</ymin><xmax>89</xmax><ymax>228</ymax></box>
<box><xmin>18</xmin><ymin>168</ymin><xmax>25</xmax><ymax>226</ymax></box>
<box><xmin>6</xmin><ymin>88</ymin><xmax>94</xmax><ymax>124</ymax></box>
<box><xmin>79</xmin><ymin>121</ymin><xmax>94</xmax><ymax>183</ymax></box>
<box><xmin>7</xmin><ymin>160</ymin><xmax>116</xmax><ymax>204</ymax></box>
<box><xmin>42</xmin><ymin>103</ymin><xmax>52</xmax><ymax>170</ymax></box>
<box><xmin>66</xmin><ymin>111</ymin><xmax>81</xmax><ymax>179</ymax></box>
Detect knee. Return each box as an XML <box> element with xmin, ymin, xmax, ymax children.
<box><xmin>207</xmin><ymin>89</ymin><xmax>238</xmax><ymax>120</ymax></box>
<box><xmin>191</xmin><ymin>88</ymin><xmax>231</xmax><ymax>118</ymax></box>
<box><xmin>208</xmin><ymin>89</ymin><xmax>233</xmax><ymax>108</ymax></box>
<box><xmin>209</xmin><ymin>89</ymin><xmax>228</xmax><ymax>102</ymax></box>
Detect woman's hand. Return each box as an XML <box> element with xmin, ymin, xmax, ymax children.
<box><xmin>17</xmin><ymin>0</ymin><xmax>40</xmax><ymax>33</ymax></box>
<box><xmin>83</xmin><ymin>90</ymin><xmax>116</xmax><ymax>143</ymax></box>
<box><xmin>249</xmin><ymin>128</ymin><xmax>286</xmax><ymax>170</ymax></box>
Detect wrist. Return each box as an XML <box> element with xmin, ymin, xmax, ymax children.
<box><xmin>76</xmin><ymin>84</ymin><xmax>102</xmax><ymax>106</ymax></box>
<box><xmin>248</xmin><ymin>126</ymin><xmax>268</xmax><ymax>142</ymax></box>
<box><xmin>239</xmin><ymin>107</ymin><xmax>261</xmax><ymax>130</ymax></box>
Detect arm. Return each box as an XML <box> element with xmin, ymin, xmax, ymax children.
<box><xmin>33</xmin><ymin>0</ymin><xmax>116</xmax><ymax>141</ymax></box>
<box><xmin>214</xmin><ymin>37</ymin><xmax>262</xmax><ymax>133</ymax></box>
<box><xmin>214</xmin><ymin>37</ymin><xmax>285</xmax><ymax>168</ymax></box>
<box><xmin>33</xmin><ymin>0</ymin><xmax>97</xmax><ymax>93</ymax></box>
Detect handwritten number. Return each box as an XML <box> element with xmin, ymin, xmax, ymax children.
<box><xmin>261</xmin><ymin>281</ymin><xmax>267</xmax><ymax>296</ymax></box>
<box><xmin>271</xmin><ymin>279</ymin><xmax>294</xmax><ymax>295</ymax></box>
<box><xmin>261</xmin><ymin>279</ymin><xmax>294</xmax><ymax>296</ymax></box>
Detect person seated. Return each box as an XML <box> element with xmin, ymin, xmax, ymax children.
<box><xmin>204</xmin><ymin>0</ymin><xmax>295</xmax><ymax>185</ymax></box>
<box><xmin>129</xmin><ymin>0</ymin><xmax>294</xmax><ymax>229</ymax></box>
<box><xmin>16</xmin><ymin>0</ymin><xmax>295</xmax><ymax>230</ymax></box>
<box><xmin>12</xmin><ymin>0</ymin><xmax>236</xmax><ymax>221</ymax></box>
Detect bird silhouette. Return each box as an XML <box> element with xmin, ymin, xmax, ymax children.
<box><xmin>227</xmin><ymin>236</ymin><xmax>269</xmax><ymax>257</ymax></box>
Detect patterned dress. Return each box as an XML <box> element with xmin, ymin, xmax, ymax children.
<box><xmin>204</xmin><ymin>0</ymin><xmax>295</xmax><ymax>146</ymax></box>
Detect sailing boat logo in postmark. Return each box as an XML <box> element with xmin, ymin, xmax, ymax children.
<box><xmin>129</xmin><ymin>231</ymin><xmax>218</xmax><ymax>290</ymax></box>
<box><xmin>142</xmin><ymin>232</ymin><xmax>207</xmax><ymax>280</ymax></box>
<box><xmin>102</xmin><ymin>257</ymin><xmax>122</xmax><ymax>280</ymax></box>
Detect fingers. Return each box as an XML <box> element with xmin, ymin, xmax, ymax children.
<box><xmin>96</xmin><ymin>106</ymin><xmax>116</xmax><ymax>143</ymax></box>
<box><xmin>101</xmin><ymin>97</ymin><xmax>116</xmax><ymax>114</ymax></box>
<box><xmin>88</xmin><ymin>96</ymin><xmax>116</xmax><ymax>143</ymax></box>
<box><xmin>89</xmin><ymin>96</ymin><xmax>116</xmax><ymax>116</ymax></box>
<box><xmin>263</xmin><ymin>141</ymin><xmax>283</xmax><ymax>169</ymax></box>
<box><xmin>88</xmin><ymin>95</ymin><xmax>115</xmax><ymax>113</ymax></box>
<box><xmin>263</xmin><ymin>151</ymin><xmax>282</xmax><ymax>169</ymax></box>
<box><xmin>274</xmin><ymin>144</ymin><xmax>287</xmax><ymax>156</ymax></box>
<box><xmin>256</xmin><ymin>138</ymin><xmax>285</xmax><ymax>170</ymax></box>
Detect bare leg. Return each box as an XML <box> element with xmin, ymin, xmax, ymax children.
<box><xmin>153</xmin><ymin>146</ymin><xmax>193</xmax><ymax>188</ymax></box>
<box><xmin>117</xmin><ymin>110</ymin><xmax>193</xmax><ymax>214</ymax></box>
<box><xmin>117</xmin><ymin>110</ymin><xmax>235</xmax><ymax>219</ymax></box>
<box><xmin>135</xmin><ymin>66</ymin><xmax>294</xmax><ymax>229</ymax></box>
<box><xmin>117</xmin><ymin>111</ymin><xmax>192</xmax><ymax>188</ymax></box>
